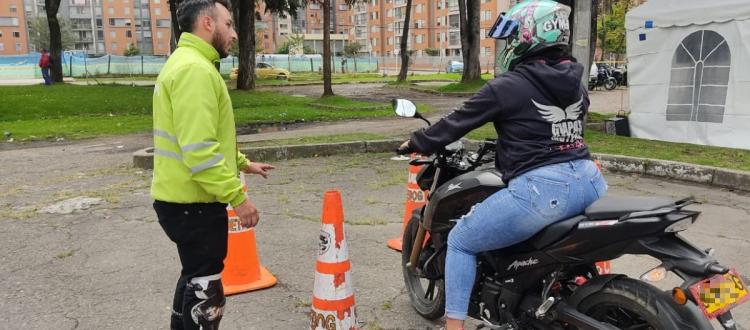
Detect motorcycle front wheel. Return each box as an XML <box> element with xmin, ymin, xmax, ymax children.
<box><xmin>605</xmin><ymin>78</ymin><xmax>617</xmax><ymax>90</ymax></box>
<box><xmin>402</xmin><ymin>216</ymin><xmax>446</xmax><ymax>320</ymax></box>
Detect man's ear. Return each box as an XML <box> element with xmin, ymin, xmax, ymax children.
<box><xmin>200</xmin><ymin>15</ymin><xmax>214</xmax><ymax>33</ymax></box>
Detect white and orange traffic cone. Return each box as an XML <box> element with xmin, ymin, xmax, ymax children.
<box><xmin>310</xmin><ymin>190</ymin><xmax>358</xmax><ymax>330</ymax></box>
<box><xmin>221</xmin><ymin>173</ymin><xmax>277</xmax><ymax>295</ymax></box>
<box><xmin>387</xmin><ymin>153</ymin><xmax>429</xmax><ymax>251</ymax></box>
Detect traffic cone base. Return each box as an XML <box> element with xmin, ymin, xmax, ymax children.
<box><xmin>224</xmin><ymin>266</ymin><xmax>276</xmax><ymax>296</ymax></box>
<box><xmin>386</xmin><ymin>237</ymin><xmax>402</xmax><ymax>251</ymax></box>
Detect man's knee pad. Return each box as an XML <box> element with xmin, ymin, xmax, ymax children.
<box><xmin>188</xmin><ymin>274</ymin><xmax>225</xmax><ymax>330</ymax></box>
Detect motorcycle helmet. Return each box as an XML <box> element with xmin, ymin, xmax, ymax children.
<box><xmin>488</xmin><ymin>0</ymin><xmax>571</xmax><ymax>72</ymax></box>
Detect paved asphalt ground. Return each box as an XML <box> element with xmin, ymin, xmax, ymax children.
<box><xmin>0</xmin><ymin>135</ymin><xmax>747</xmax><ymax>329</ymax></box>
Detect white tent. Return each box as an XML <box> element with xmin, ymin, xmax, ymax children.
<box><xmin>625</xmin><ymin>0</ymin><xmax>750</xmax><ymax>149</ymax></box>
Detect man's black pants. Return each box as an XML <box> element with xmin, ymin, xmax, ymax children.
<box><xmin>154</xmin><ymin>200</ymin><xmax>228</xmax><ymax>330</ymax></box>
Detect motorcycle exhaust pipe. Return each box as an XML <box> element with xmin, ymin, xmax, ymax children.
<box><xmin>407</xmin><ymin>222</ymin><xmax>427</xmax><ymax>272</ymax></box>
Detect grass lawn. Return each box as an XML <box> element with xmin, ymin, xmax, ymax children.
<box><xmin>0</xmin><ymin>84</ymin><xmax>428</xmax><ymax>141</ymax></box>
<box><xmin>465</xmin><ymin>120</ymin><xmax>750</xmax><ymax>171</ymax></box>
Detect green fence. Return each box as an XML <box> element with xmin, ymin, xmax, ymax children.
<box><xmin>0</xmin><ymin>52</ymin><xmax>379</xmax><ymax>80</ymax></box>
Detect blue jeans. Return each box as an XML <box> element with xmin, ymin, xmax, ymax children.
<box><xmin>41</xmin><ymin>68</ymin><xmax>51</xmax><ymax>85</ymax></box>
<box><xmin>444</xmin><ymin>159</ymin><xmax>608</xmax><ymax>320</ymax></box>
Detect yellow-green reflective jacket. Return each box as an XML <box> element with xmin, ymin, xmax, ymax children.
<box><xmin>150</xmin><ymin>32</ymin><xmax>248</xmax><ymax>207</ymax></box>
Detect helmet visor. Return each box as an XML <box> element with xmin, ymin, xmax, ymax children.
<box><xmin>488</xmin><ymin>13</ymin><xmax>519</xmax><ymax>40</ymax></box>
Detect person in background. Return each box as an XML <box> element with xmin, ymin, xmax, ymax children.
<box><xmin>38</xmin><ymin>49</ymin><xmax>51</xmax><ymax>85</ymax></box>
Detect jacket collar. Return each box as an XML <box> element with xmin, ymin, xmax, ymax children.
<box><xmin>178</xmin><ymin>32</ymin><xmax>220</xmax><ymax>64</ymax></box>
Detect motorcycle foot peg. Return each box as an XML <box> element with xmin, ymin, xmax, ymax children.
<box><xmin>535</xmin><ymin>297</ymin><xmax>556</xmax><ymax>319</ymax></box>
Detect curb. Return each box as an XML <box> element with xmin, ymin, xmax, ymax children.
<box><xmin>133</xmin><ymin>139</ymin><xmax>750</xmax><ymax>192</ymax></box>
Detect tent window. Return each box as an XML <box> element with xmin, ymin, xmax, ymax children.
<box><xmin>666</xmin><ymin>30</ymin><xmax>730</xmax><ymax>123</ymax></box>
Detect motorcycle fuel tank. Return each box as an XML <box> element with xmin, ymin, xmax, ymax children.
<box><xmin>422</xmin><ymin>169</ymin><xmax>506</xmax><ymax>233</ymax></box>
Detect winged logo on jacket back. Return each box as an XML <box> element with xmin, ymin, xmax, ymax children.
<box><xmin>532</xmin><ymin>98</ymin><xmax>584</xmax><ymax>143</ymax></box>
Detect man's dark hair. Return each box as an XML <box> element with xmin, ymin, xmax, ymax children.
<box><xmin>177</xmin><ymin>0</ymin><xmax>232</xmax><ymax>33</ymax></box>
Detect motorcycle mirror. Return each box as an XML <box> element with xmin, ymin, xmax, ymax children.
<box><xmin>392</xmin><ymin>98</ymin><xmax>418</xmax><ymax>118</ymax></box>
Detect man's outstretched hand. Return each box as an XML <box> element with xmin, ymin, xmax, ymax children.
<box><xmin>242</xmin><ymin>161</ymin><xmax>275</xmax><ymax>179</ymax></box>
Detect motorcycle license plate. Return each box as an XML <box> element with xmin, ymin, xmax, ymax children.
<box><xmin>689</xmin><ymin>269</ymin><xmax>749</xmax><ymax>319</ymax></box>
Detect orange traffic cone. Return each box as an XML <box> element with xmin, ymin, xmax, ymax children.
<box><xmin>310</xmin><ymin>190</ymin><xmax>358</xmax><ymax>329</ymax></box>
<box><xmin>221</xmin><ymin>173</ymin><xmax>277</xmax><ymax>295</ymax></box>
<box><xmin>387</xmin><ymin>153</ymin><xmax>429</xmax><ymax>251</ymax></box>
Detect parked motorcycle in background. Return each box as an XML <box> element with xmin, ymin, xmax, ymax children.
<box><xmin>589</xmin><ymin>62</ymin><xmax>617</xmax><ymax>91</ymax></box>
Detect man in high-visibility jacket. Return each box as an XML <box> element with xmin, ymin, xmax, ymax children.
<box><xmin>150</xmin><ymin>1</ymin><xmax>274</xmax><ymax>329</ymax></box>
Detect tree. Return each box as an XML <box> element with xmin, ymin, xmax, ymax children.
<box><xmin>396</xmin><ymin>0</ymin><xmax>413</xmax><ymax>83</ymax></box>
<box><xmin>276</xmin><ymin>34</ymin><xmax>314</xmax><ymax>54</ymax></box>
<box><xmin>124</xmin><ymin>43</ymin><xmax>141</xmax><ymax>56</ymax></box>
<box><xmin>458</xmin><ymin>0</ymin><xmax>481</xmax><ymax>83</ymax></box>
<box><xmin>321</xmin><ymin>0</ymin><xmax>333</xmax><ymax>96</ymax></box>
<box><xmin>232</xmin><ymin>0</ymin><xmax>305</xmax><ymax>90</ymax></box>
<box><xmin>45</xmin><ymin>0</ymin><xmax>64</xmax><ymax>83</ymax></box>
<box><xmin>597</xmin><ymin>0</ymin><xmax>628</xmax><ymax>58</ymax></box>
<box><xmin>425</xmin><ymin>48</ymin><xmax>440</xmax><ymax>56</ymax></box>
<box><xmin>28</xmin><ymin>16</ymin><xmax>74</xmax><ymax>52</ymax></box>
<box><xmin>235</xmin><ymin>0</ymin><xmax>256</xmax><ymax>90</ymax></box>
<box><xmin>169</xmin><ymin>0</ymin><xmax>182</xmax><ymax>51</ymax></box>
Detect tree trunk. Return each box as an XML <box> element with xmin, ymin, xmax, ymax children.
<box><xmin>460</xmin><ymin>0</ymin><xmax>481</xmax><ymax>83</ymax></box>
<box><xmin>237</xmin><ymin>0</ymin><xmax>256</xmax><ymax>90</ymax></box>
<box><xmin>322</xmin><ymin>0</ymin><xmax>334</xmax><ymax>96</ymax></box>
<box><xmin>169</xmin><ymin>0</ymin><xmax>182</xmax><ymax>51</ymax></box>
<box><xmin>397</xmin><ymin>0</ymin><xmax>413</xmax><ymax>82</ymax></box>
<box><xmin>589</xmin><ymin>0</ymin><xmax>597</xmax><ymax>65</ymax></box>
<box><xmin>45</xmin><ymin>0</ymin><xmax>63</xmax><ymax>82</ymax></box>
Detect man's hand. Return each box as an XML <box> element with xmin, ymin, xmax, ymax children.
<box><xmin>234</xmin><ymin>199</ymin><xmax>259</xmax><ymax>228</ymax></box>
<box><xmin>242</xmin><ymin>161</ymin><xmax>275</xmax><ymax>179</ymax></box>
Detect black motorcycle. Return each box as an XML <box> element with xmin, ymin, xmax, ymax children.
<box><xmin>588</xmin><ymin>64</ymin><xmax>617</xmax><ymax>91</ymax></box>
<box><xmin>392</xmin><ymin>99</ymin><xmax>747</xmax><ymax>330</ymax></box>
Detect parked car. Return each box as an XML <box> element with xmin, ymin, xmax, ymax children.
<box><xmin>446</xmin><ymin>60</ymin><xmax>464</xmax><ymax>73</ymax></box>
<box><xmin>230</xmin><ymin>62</ymin><xmax>290</xmax><ymax>80</ymax></box>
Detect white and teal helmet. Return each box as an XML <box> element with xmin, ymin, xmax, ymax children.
<box><xmin>488</xmin><ymin>0</ymin><xmax>571</xmax><ymax>71</ymax></box>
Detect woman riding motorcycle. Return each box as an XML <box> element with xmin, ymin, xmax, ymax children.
<box><xmin>397</xmin><ymin>1</ymin><xmax>607</xmax><ymax>329</ymax></box>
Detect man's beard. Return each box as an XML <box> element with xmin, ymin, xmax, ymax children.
<box><xmin>211</xmin><ymin>32</ymin><xmax>229</xmax><ymax>58</ymax></box>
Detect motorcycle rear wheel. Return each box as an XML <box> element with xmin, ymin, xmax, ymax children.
<box><xmin>402</xmin><ymin>216</ymin><xmax>446</xmax><ymax>320</ymax></box>
<box><xmin>577</xmin><ymin>277</ymin><xmax>700</xmax><ymax>329</ymax></box>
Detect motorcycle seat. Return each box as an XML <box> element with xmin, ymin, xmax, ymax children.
<box><xmin>584</xmin><ymin>195</ymin><xmax>675</xmax><ymax>220</ymax></box>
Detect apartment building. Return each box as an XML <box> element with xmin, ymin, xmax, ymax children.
<box><xmin>336</xmin><ymin>0</ymin><xmax>509</xmax><ymax>57</ymax></box>
<box><xmin>20</xmin><ymin>0</ymin><xmax>171</xmax><ymax>56</ymax></box>
<box><xmin>0</xmin><ymin>0</ymin><xmax>29</xmax><ymax>55</ymax></box>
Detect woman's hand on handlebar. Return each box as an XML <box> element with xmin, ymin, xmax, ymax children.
<box><xmin>396</xmin><ymin>139</ymin><xmax>413</xmax><ymax>155</ymax></box>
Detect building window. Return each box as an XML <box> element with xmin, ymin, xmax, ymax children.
<box><xmin>124</xmin><ymin>7</ymin><xmax>130</xmax><ymax>15</ymax></box>
<box><xmin>0</xmin><ymin>43</ymin><xmax>4</xmax><ymax>51</ymax></box>
<box><xmin>108</xmin><ymin>7</ymin><xmax>114</xmax><ymax>14</ymax></box>
<box><xmin>156</xmin><ymin>19</ymin><xmax>170</xmax><ymax>27</ymax></box>
<box><xmin>13</xmin><ymin>31</ymin><xmax>20</xmax><ymax>38</ymax></box>
<box><xmin>111</xmin><ymin>42</ymin><xmax>117</xmax><ymax>50</ymax></box>
<box><xmin>0</xmin><ymin>17</ymin><xmax>20</xmax><ymax>26</ymax></box>
<box><xmin>110</xmin><ymin>31</ymin><xmax>116</xmax><ymax>38</ymax></box>
<box><xmin>126</xmin><ymin>30</ymin><xmax>132</xmax><ymax>38</ymax></box>
<box><xmin>154</xmin><ymin>8</ymin><xmax>161</xmax><ymax>15</ymax></box>
<box><xmin>15</xmin><ymin>43</ymin><xmax>21</xmax><ymax>51</ymax></box>
<box><xmin>416</xmin><ymin>4</ymin><xmax>422</xmax><ymax>13</ymax></box>
<box><xmin>10</xmin><ymin>4</ymin><xmax>17</xmax><ymax>13</ymax></box>
<box><xmin>156</xmin><ymin>31</ymin><xmax>162</xmax><ymax>38</ymax></box>
<box><xmin>154</xmin><ymin>0</ymin><xmax>160</xmax><ymax>3</ymax></box>
<box><xmin>339</xmin><ymin>4</ymin><xmax>348</xmax><ymax>10</ymax></box>
<box><xmin>667</xmin><ymin>30</ymin><xmax>731</xmax><ymax>123</ymax></box>
<box><xmin>415</xmin><ymin>35</ymin><xmax>423</xmax><ymax>44</ymax></box>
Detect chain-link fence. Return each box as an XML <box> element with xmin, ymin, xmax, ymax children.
<box><xmin>1</xmin><ymin>52</ymin><xmax>497</xmax><ymax>80</ymax></box>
